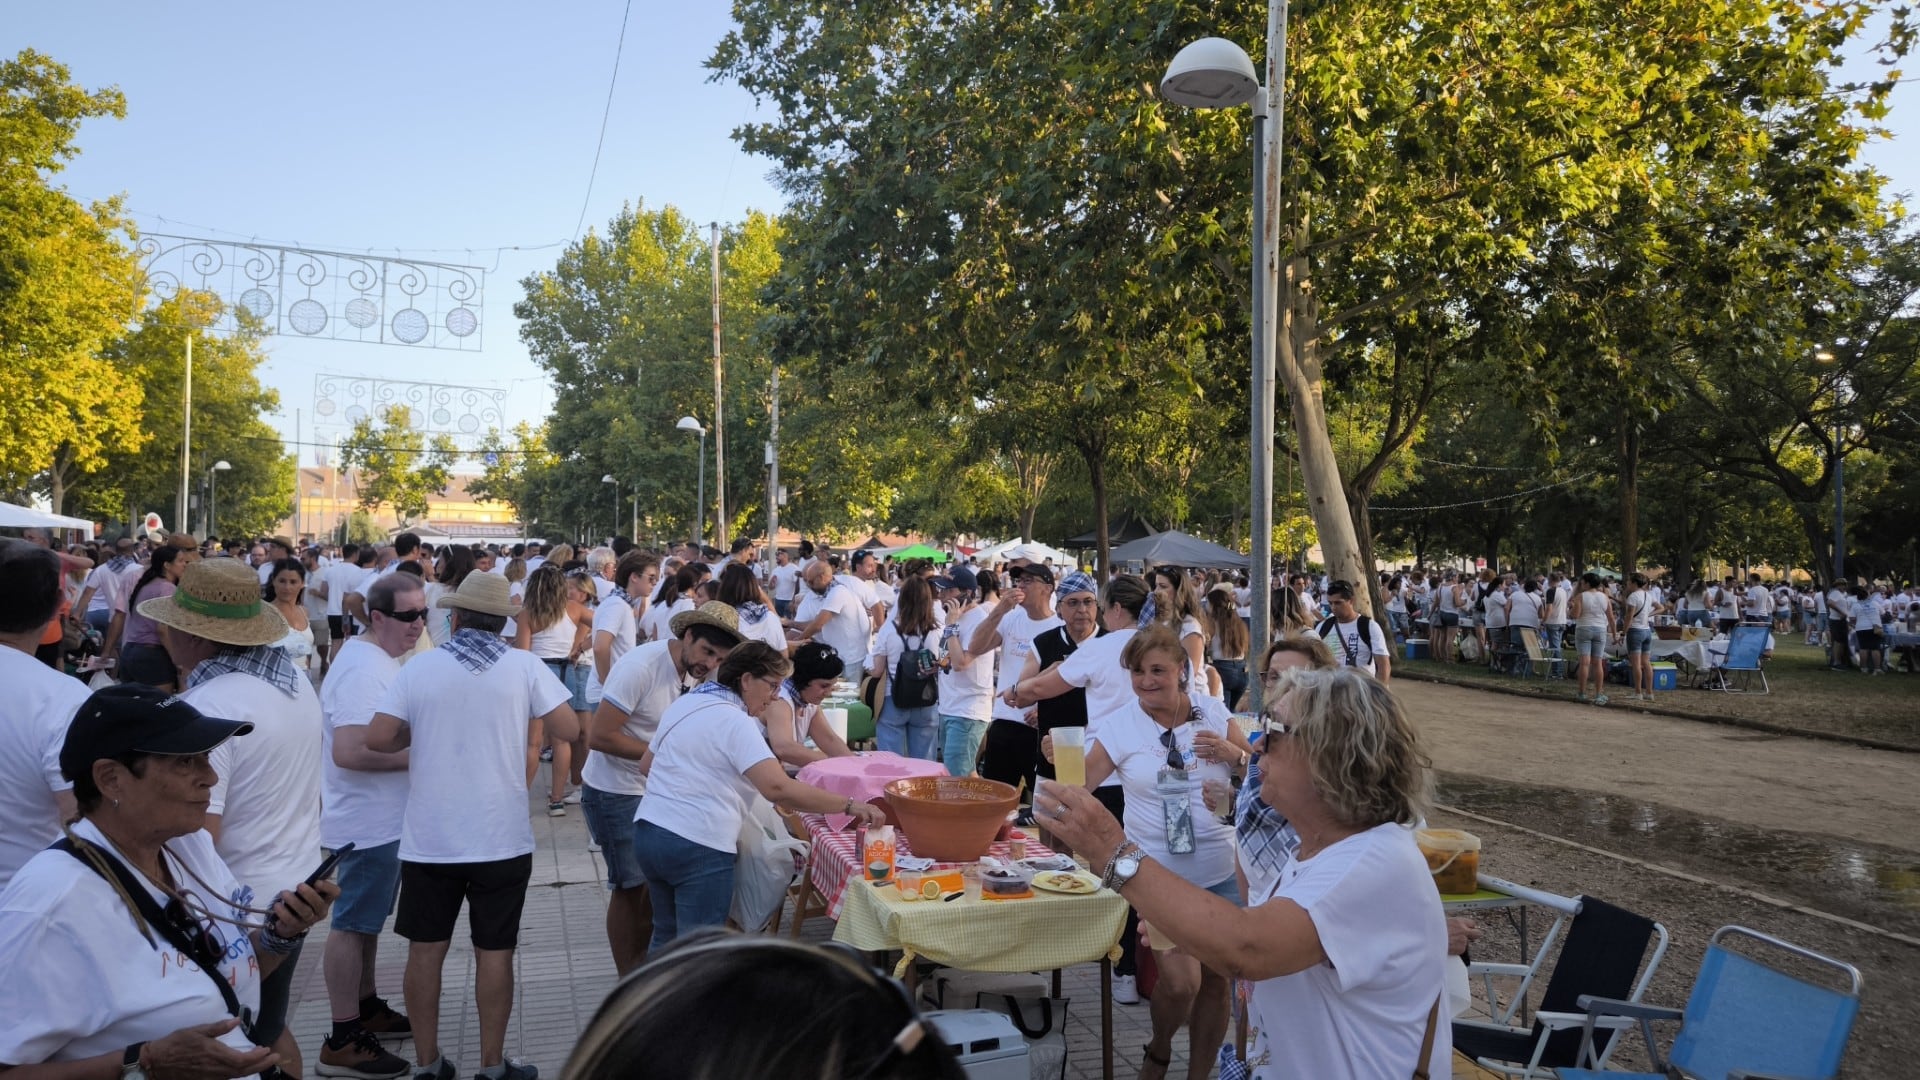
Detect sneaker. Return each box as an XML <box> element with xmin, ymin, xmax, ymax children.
<box><xmin>563</xmin><ymin>788</ymin><xmax>584</xmax><ymax>804</ymax></box>
<box><xmin>1592</xmin><ymin>694</ymin><xmax>1609</xmax><ymax>706</ymax></box>
<box><xmin>415</xmin><ymin>1059</ymin><xmax>457</xmax><ymax>1080</ymax></box>
<box><xmin>475</xmin><ymin>1061</ymin><xmax>538</xmax><ymax>1080</ymax></box>
<box><xmin>548</xmin><ymin>800</ymin><xmax>566</xmax><ymax>817</ymax></box>
<box><xmin>1111</xmin><ymin>974</ymin><xmax>1140</xmax><ymax>1004</ymax></box>
<box><xmin>586</xmin><ymin>837</ymin><xmax>602</xmax><ymax>853</ymax></box>
<box><xmin>317</xmin><ymin>1031</ymin><xmax>410</xmax><ymax>1080</ymax></box>
<box><xmin>358</xmin><ymin>996</ymin><xmax>412</xmax><ymax>1041</ymax></box>
<box><xmin>1014</xmin><ymin>808</ymin><xmax>1038</xmax><ymax>828</ymax></box>
<box><xmin>539</xmin><ymin>746</ymin><xmax>554</xmax><ymax>762</ymax></box>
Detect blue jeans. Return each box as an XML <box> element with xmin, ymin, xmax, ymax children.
<box><xmin>1540</xmin><ymin>623</ymin><xmax>1567</xmax><ymax>655</ymax></box>
<box><xmin>877</xmin><ymin>700</ymin><xmax>940</xmax><ymax>759</ymax></box>
<box><xmin>940</xmin><ymin>715</ymin><xmax>987</xmax><ymax>776</ymax></box>
<box><xmin>630</xmin><ymin>818</ymin><xmax>735</xmax><ymax>948</ymax></box>
<box><xmin>581</xmin><ymin>785</ymin><xmax>646</xmax><ymax>890</ymax></box>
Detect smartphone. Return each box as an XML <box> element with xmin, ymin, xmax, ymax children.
<box><xmin>305</xmin><ymin>842</ymin><xmax>355</xmax><ymax>887</ymax></box>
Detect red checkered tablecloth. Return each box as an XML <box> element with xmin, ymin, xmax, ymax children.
<box><xmin>798</xmin><ymin>813</ymin><xmax>1057</xmax><ymax>919</ymax></box>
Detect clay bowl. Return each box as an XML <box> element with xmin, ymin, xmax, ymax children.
<box><xmin>883</xmin><ymin>776</ymin><xmax>1020</xmax><ymax>862</ymax></box>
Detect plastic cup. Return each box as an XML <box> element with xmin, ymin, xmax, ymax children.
<box><xmin>1053</xmin><ymin>726</ymin><xmax>1087</xmax><ymax>787</ymax></box>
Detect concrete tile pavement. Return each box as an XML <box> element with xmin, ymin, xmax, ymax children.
<box><xmin>284</xmin><ymin>769</ymin><xmax>1185</xmax><ymax>1079</ymax></box>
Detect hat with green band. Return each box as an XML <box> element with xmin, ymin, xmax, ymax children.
<box><xmin>138</xmin><ymin>556</ymin><xmax>290</xmax><ymax>647</ymax></box>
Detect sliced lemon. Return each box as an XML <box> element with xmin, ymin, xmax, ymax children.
<box><xmin>921</xmin><ymin>879</ymin><xmax>943</xmax><ymax>900</ymax></box>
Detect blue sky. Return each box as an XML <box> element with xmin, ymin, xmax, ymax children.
<box><xmin>7</xmin><ymin>2</ymin><xmax>1920</xmax><ymax>471</ymax></box>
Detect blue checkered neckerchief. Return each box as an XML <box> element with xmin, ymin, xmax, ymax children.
<box><xmin>105</xmin><ymin>555</ymin><xmax>138</xmax><ymax>574</ymax></box>
<box><xmin>1235</xmin><ymin>754</ymin><xmax>1300</xmax><ymax>882</ymax></box>
<box><xmin>442</xmin><ymin>627</ymin><xmax>510</xmax><ymax>673</ymax></box>
<box><xmin>687</xmin><ymin>680</ymin><xmax>745</xmax><ymax>708</ymax></box>
<box><xmin>186</xmin><ymin>644</ymin><xmax>303</xmax><ymax>698</ymax></box>
<box><xmin>609</xmin><ymin>586</ymin><xmax>628</xmax><ymax>605</ymax></box>
<box><xmin>738</xmin><ymin>600</ymin><xmax>771</xmax><ymax>624</ymax></box>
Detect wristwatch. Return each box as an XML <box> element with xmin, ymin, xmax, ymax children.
<box><xmin>1102</xmin><ymin>841</ymin><xmax>1145</xmax><ymax>891</ymax></box>
<box><xmin>122</xmin><ymin>1043</ymin><xmax>148</xmax><ymax>1080</ymax></box>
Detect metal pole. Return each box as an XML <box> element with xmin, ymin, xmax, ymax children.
<box><xmin>209</xmin><ymin>467</ymin><xmax>218</xmax><ymax>540</ymax></box>
<box><xmin>1247</xmin><ymin>0</ymin><xmax>1287</xmax><ymax>715</ymax></box>
<box><xmin>611</xmin><ymin>484</ymin><xmax>619</xmax><ymax>542</ymax></box>
<box><xmin>711</xmin><ymin>222</ymin><xmax>727</xmax><ymax>547</ymax></box>
<box><xmin>1833</xmin><ymin>416</ymin><xmax>1846</xmax><ymax>585</ymax></box>
<box><xmin>177</xmin><ymin>331</ymin><xmax>193</xmax><ymax>535</ymax></box>
<box><xmin>767</xmin><ymin>363</ymin><xmax>781</xmax><ymax>578</ymax></box>
<box><xmin>630</xmin><ymin>485</ymin><xmax>638</xmax><ymax>542</ymax></box>
<box><xmin>695</xmin><ymin>430</ymin><xmax>707</xmax><ymax>546</ymax></box>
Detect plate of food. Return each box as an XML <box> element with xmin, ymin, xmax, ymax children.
<box><xmin>1031</xmin><ymin>869</ymin><xmax>1101</xmax><ymax>895</ymax></box>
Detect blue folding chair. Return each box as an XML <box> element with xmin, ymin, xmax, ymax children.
<box><xmin>1706</xmin><ymin>626</ymin><xmax>1770</xmax><ymax>694</ymax></box>
<box><xmin>1561</xmin><ymin>925</ymin><xmax>1862</xmax><ymax>1080</ymax></box>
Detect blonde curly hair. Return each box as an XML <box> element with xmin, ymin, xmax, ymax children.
<box><xmin>1268</xmin><ymin>666</ymin><xmax>1431</xmax><ymax>828</ymax></box>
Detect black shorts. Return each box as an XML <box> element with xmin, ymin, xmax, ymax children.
<box><xmin>328</xmin><ymin>614</ymin><xmax>347</xmax><ymax>638</ymax></box>
<box><xmin>977</xmin><ymin>718</ymin><xmax>1041</xmax><ymax>794</ymax></box>
<box><xmin>396</xmin><ymin>854</ymin><xmax>534</xmax><ymax>950</ymax></box>
<box><xmin>1855</xmin><ymin>628</ymin><xmax>1884</xmax><ymax>651</ymax></box>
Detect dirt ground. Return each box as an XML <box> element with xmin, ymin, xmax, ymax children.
<box><xmin>1398</xmin><ymin>680</ymin><xmax>1920</xmax><ymax>1077</ymax></box>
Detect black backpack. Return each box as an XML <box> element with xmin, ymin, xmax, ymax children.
<box><xmin>891</xmin><ymin>631</ymin><xmax>940</xmax><ymax>707</ymax></box>
<box><xmin>1315</xmin><ymin>614</ymin><xmax>1378</xmax><ymax>668</ymax></box>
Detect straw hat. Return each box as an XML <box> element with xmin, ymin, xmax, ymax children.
<box><xmin>669</xmin><ymin>600</ymin><xmax>743</xmax><ymax>642</ymax></box>
<box><xmin>138</xmin><ymin>558</ymin><xmax>290</xmax><ymax>647</ymax></box>
<box><xmin>434</xmin><ymin>571</ymin><xmax>518</xmax><ymax>616</ymax></box>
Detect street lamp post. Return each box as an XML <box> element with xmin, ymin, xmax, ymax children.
<box><xmin>602</xmin><ymin>474</ymin><xmax>619</xmax><ymax>544</ymax></box>
<box><xmin>677</xmin><ymin>416</ymin><xmax>707</xmax><ymax>546</ymax></box>
<box><xmin>1162</xmin><ymin>16</ymin><xmax>1286</xmax><ymax>711</ymax></box>
<box><xmin>208</xmin><ymin>459</ymin><xmax>231</xmax><ymax>539</ymax></box>
<box><xmin>1817</xmin><ymin>350</ymin><xmax>1844</xmax><ymax>584</ymax></box>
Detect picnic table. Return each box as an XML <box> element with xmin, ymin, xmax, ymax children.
<box><xmin>797</xmin><ymin>812</ymin><xmax>1128</xmax><ymax>1079</ymax></box>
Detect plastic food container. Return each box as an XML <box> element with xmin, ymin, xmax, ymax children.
<box><xmin>1415</xmin><ymin>828</ymin><xmax>1481</xmax><ymax>895</ymax></box>
<box><xmin>978</xmin><ymin>863</ymin><xmax>1035</xmax><ymax>899</ymax></box>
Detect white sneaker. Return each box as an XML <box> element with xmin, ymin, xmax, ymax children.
<box><xmin>1112</xmin><ymin>974</ymin><xmax>1140</xmax><ymax>1004</ymax></box>
<box><xmin>563</xmin><ymin>788</ymin><xmax>584</xmax><ymax>805</ymax></box>
<box><xmin>586</xmin><ymin>838</ymin><xmax>602</xmax><ymax>853</ymax></box>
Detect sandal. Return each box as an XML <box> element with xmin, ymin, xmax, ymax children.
<box><xmin>1138</xmin><ymin>1043</ymin><xmax>1172</xmax><ymax>1080</ymax></box>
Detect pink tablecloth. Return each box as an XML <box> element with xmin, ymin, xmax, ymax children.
<box><xmin>797</xmin><ymin>752</ymin><xmax>947</xmax><ymax>830</ymax></box>
<box><xmin>799</xmin><ymin>813</ymin><xmax>1058</xmax><ymax>920</ymax></box>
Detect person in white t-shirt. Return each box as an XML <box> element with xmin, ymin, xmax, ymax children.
<box><xmin>140</xmin><ymin>558</ymin><xmax>324</xmax><ymax>1067</ymax></box>
<box><xmin>365</xmin><ymin>573</ymin><xmax>578</xmax><ymax>1080</ymax></box>
<box><xmin>788</xmin><ymin>561</ymin><xmax>872</xmax><ymax>673</ymax></box>
<box><xmin>583</xmin><ymin>603</ymin><xmax>742</xmax><ymax>974</ymax></box>
<box><xmin>1743</xmin><ymin>574</ymin><xmax>1774</xmax><ymax>625</ymax></box>
<box><xmin>967</xmin><ymin>563</ymin><xmax>1062</xmax><ymax>795</ymax></box>
<box><xmin>588</xmin><ymin>552</ymin><xmax>659</xmax><ymax>714</ymax></box>
<box><xmin>1314</xmin><ymin>582</ymin><xmax>1392</xmax><ymax>682</ymax></box>
<box><xmin>933</xmin><ymin>567</ymin><xmax>997</xmax><ymax>776</ymax></box>
<box><xmin>632</xmin><ymin>643</ymin><xmax>888</xmax><ymax>948</ymax></box>
<box><xmin>641</xmin><ymin>565</ymin><xmax>698</xmax><ymax>644</ymax></box>
<box><xmin>0</xmin><ymin>542</ymin><xmax>89</xmax><ymax>889</ymax></box>
<box><xmin>1036</xmin><ymin>664</ymin><xmax>1450</xmax><ymax>1080</ymax></box>
<box><xmin>315</xmin><ymin>574</ymin><xmax>426</xmax><ymax>1074</ymax></box>
<box><xmin>717</xmin><ymin>563</ymin><xmax>789</xmax><ymax>653</ymax></box>
<box><xmin>867</xmin><ymin>577</ymin><xmax>946</xmax><ymax>759</ymax></box>
<box><xmin>768</xmin><ymin>548</ymin><xmax>802</xmax><ymax>619</ymax></box>
<box><xmin>0</xmin><ymin>684</ymin><xmax>337</xmax><ymax>1079</ymax></box>
<box><xmin>1623</xmin><ymin>573</ymin><xmax>1656</xmax><ymax>701</ymax></box>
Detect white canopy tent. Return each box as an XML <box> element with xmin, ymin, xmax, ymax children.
<box><xmin>972</xmin><ymin>539</ymin><xmax>1077</xmax><ymax>565</ymax></box>
<box><xmin>0</xmin><ymin>501</ymin><xmax>96</xmax><ymax>540</ymax></box>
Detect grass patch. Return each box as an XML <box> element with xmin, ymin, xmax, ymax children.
<box><xmin>1395</xmin><ymin>639</ymin><xmax>1920</xmax><ymax>749</ymax></box>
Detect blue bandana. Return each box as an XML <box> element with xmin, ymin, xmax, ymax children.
<box><xmin>738</xmin><ymin>600</ymin><xmax>771</xmax><ymax>624</ymax></box>
<box><xmin>688</xmin><ymin>680</ymin><xmax>746</xmax><ymax>708</ymax></box>
<box><xmin>187</xmin><ymin>644</ymin><xmax>303</xmax><ymax>698</ymax></box>
<box><xmin>441</xmin><ymin>627</ymin><xmax>510</xmax><ymax>673</ymax></box>
<box><xmin>1057</xmin><ymin>570</ymin><xmax>1098</xmax><ymax>600</ymax></box>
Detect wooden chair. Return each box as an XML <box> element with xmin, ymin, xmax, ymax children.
<box><xmin>770</xmin><ymin>808</ymin><xmax>830</xmax><ymax>937</ymax></box>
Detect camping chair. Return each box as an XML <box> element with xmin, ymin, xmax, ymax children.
<box><xmin>1705</xmin><ymin>626</ymin><xmax>1770</xmax><ymax>694</ymax></box>
<box><xmin>1562</xmin><ymin>925</ymin><xmax>1863</xmax><ymax>1080</ymax></box>
<box><xmin>770</xmin><ymin>808</ymin><xmax>831</xmax><ymax>938</ymax></box>
<box><xmin>1514</xmin><ymin>627</ymin><xmax>1564</xmax><ymax>680</ymax></box>
<box><xmin>1453</xmin><ymin>885</ymin><xmax>1669</xmax><ymax>1079</ymax></box>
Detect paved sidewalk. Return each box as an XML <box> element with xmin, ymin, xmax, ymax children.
<box><xmin>285</xmin><ymin>768</ymin><xmax>1180</xmax><ymax>1079</ymax></box>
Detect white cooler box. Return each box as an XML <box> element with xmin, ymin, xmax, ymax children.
<box><xmin>924</xmin><ymin>1009</ymin><xmax>1031</xmax><ymax>1080</ymax></box>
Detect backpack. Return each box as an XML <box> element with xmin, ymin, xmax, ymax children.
<box><xmin>891</xmin><ymin>631</ymin><xmax>939</xmax><ymax>707</ymax></box>
<box><xmin>1315</xmin><ymin>614</ymin><xmax>1377</xmax><ymax>668</ymax></box>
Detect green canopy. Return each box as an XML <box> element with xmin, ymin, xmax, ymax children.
<box><xmin>890</xmin><ymin>543</ymin><xmax>951</xmax><ymax>563</ymax></box>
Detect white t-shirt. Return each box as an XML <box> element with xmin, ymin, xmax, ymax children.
<box><xmin>322</xmin><ymin>561</ymin><xmax>361</xmax><ymax>617</ymax></box>
<box><xmin>1506</xmin><ymin>590</ymin><xmax>1542</xmax><ymax>629</ymax></box>
<box><xmin>189</xmin><ymin>671</ymin><xmax>324</xmax><ymax>911</ymax></box>
<box><xmin>737</xmin><ymin>606</ymin><xmax>790</xmax><ymax>652</ymax></box>
<box><xmin>989</xmin><ymin>607</ymin><xmax>1063</xmax><ymax>723</ymax></box>
<box><xmin>634</xmin><ymin>690</ymin><xmax>776</xmax><ymax>853</ymax></box>
<box><xmin>1056</xmin><ymin>627</ymin><xmax>1139</xmax><ymax>730</ymax></box>
<box><xmin>640</xmin><ymin>596</ymin><xmax>692</xmax><ymax>644</ymax></box>
<box><xmin>1745</xmin><ymin>585</ymin><xmax>1774</xmax><ymax>619</ymax></box>
<box><xmin>0</xmin><ymin>820</ymin><xmax>263</xmax><ymax>1067</ymax></box>
<box><xmin>1089</xmin><ymin>697</ymin><xmax>1236</xmax><ymax>888</ymax></box>
<box><xmin>1483</xmin><ymin>589</ymin><xmax>1509</xmax><ymax>630</ymax></box>
<box><xmin>0</xmin><ymin>646</ymin><xmax>89</xmax><ymax>889</ymax></box>
<box><xmin>1246</xmin><ymin>823</ymin><xmax>1451</xmax><ymax>1080</ymax></box>
<box><xmin>584</xmin><ymin>641</ymin><xmax>686</xmax><ymax>797</ymax></box>
<box><xmin>770</xmin><ymin>563</ymin><xmax>801</xmax><ymax>601</ymax></box>
<box><xmin>872</xmin><ymin>618</ymin><xmax>942</xmax><ymax>681</ymax></box>
<box><xmin>1574</xmin><ymin>590</ymin><xmax>1611</xmax><ymax>629</ymax></box>
<box><xmin>319</xmin><ymin>639</ymin><xmax>409</xmax><ymax>850</ymax></box>
<box><xmin>1546</xmin><ymin>583</ymin><xmax>1572</xmax><ymax>623</ymax></box>
<box><xmin>586</xmin><ymin>594</ymin><xmax>640</xmax><ymax>704</ymax></box>
<box><xmin>797</xmin><ymin>581</ymin><xmax>872</xmax><ymax>671</ymax></box>
<box><xmin>1715</xmin><ymin>588</ymin><xmax>1741</xmax><ymax>621</ymax></box>
<box><xmin>936</xmin><ymin>606</ymin><xmax>997</xmax><ymax>722</ymax></box>
<box><xmin>1625</xmin><ymin>589</ymin><xmax>1654</xmax><ymax>630</ymax></box>
<box><xmin>377</xmin><ymin>648</ymin><xmax>570</xmax><ymax>863</ymax></box>
<box><xmin>1318</xmin><ymin>616</ymin><xmax>1391</xmax><ymax>676</ymax></box>
<box><xmin>81</xmin><ymin>562</ymin><xmax>125</xmax><ymax>615</ymax></box>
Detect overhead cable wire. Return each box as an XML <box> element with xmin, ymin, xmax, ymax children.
<box><xmin>1368</xmin><ymin>471</ymin><xmax>1599</xmax><ymax>513</ymax></box>
<box><xmin>571</xmin><ymin>0</ymin><xmax>634</xmax><ymax>242</ymax></box>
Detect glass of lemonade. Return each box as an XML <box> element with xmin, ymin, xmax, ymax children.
<box><xmin>1053</xmin><ymin>725</ymin><xmax>1087</xmax><ymax>787</ymax></box>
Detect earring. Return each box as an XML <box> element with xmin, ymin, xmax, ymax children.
<box><xmin>112</xmin><ymin>799</ymin><xmax>120</xmax><ymax>809</ymax></box>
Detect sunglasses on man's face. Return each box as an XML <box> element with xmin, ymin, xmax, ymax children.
<box><xmin>375</xmin><ymin>607</ymin><xmax>429</xmax><ymax>623</ymax></box>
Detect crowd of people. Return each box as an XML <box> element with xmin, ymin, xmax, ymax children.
<box><xmin>0</xmin><ymin>523</ymin><xmax>1598</xmax><ymax>1080</ymax></box>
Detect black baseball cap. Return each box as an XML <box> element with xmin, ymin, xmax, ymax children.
<box><xmin>60</xmin><ymin>684</ymin><xmax>253</xmax><ymax>783</ymax></box>
<box><xmin>1013</xmin><ymin>564</ymin><xmax>1055</xmax><ymax>585</ymax></box>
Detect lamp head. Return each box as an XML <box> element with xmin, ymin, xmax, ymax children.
<box><xmin>212</xmin><ymin>460</ymin><xmax>232</xmax><ymax>471</ymax></box>
<box><xmin>602</xmin><ymin>474</ymin><xmax>617</xmax><ymax>484</ymax></box>
<box><xmin>1161</xmin><ymin>37</ymin><xmax>1260</xmax><ymax>108</ymax></box>
<box><xmin>676</xmin><ymin>416</ymin><xmax>704</xmax><ymax>434</ymax></box>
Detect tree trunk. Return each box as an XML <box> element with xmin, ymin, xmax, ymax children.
<box><xmin>1073</xmin><ymin>434</ymin><xmax>1111</xmax><ymax>577</ymax></box>
<box><xmin>1277</xmin><ymin>246</ymin><xmax>1372</xmax><ymax>615</ymax></box>
<box><xmin>1348</xmin><ymin>489</ymin><xmax>1385</xmax><ymax>616</ymax></box>
<box><xmin>1619</xmin><ymin>424</ymin><xmax>1641</xmax><ymax>577</ymax></box>
<box><xmin>1018</xmin><ymin>504</ymin><xmax>1037</xmax><ymax>544</ymax></box>
<box><xmin>1796</xmin><ymin>504</ymin><xmax>1837</xmax><ymax>588</ymax></box>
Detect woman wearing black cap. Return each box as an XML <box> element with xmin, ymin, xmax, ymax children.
<box><xmin>0</xmin><ymin>684</ymin><xmax>338</xmax><ymax>1080</ymax></box>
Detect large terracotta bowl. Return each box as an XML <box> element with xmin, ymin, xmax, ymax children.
<box><xmin>883</xmin><ymin>776</ymin><xmax>1020</xmax><ymax>861</ymax></box>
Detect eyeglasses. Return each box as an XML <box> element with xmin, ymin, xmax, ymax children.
<box><xmin>374</xmin><ymin>608</ymin><xmax>429</xmax><ymax>623</ymax></box>
<box><xmin>1158</xmin><ymin>728</ymin><xmax>1185</xmax><ymax>770</ymax></box>
<box><xmin>1262</xmin><ymin>719</ymin><xmax>1295</xmax><ymax>741</ymax></box>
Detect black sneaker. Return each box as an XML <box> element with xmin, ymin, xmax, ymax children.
<box><xmin>358</xmin><ymin>995</ymin><xmax>412</xmax><ymax>1041</ymax></box>
<box><xmin>476</xmin><ymin>1061</ymin><xmax>538</xmax><ymax>1080</ymax></box>
<box><xmin>415</xmin><ymin>1059</ymin><xmax>457</xmax><ymax>1080</ymax></box>
<box><xmin>317</xmin><ymin>1031</ymin><xmax>410</xmax><ymax>1080</ymax></box>
<box><xmin>1014</xmin><ymin>808</ymin><xmax>1038</xmax><ymax>828</ymax></box>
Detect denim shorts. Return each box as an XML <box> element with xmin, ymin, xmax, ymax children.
<box><xmin>545</xmin><ymin>658</ymin><xmax>593</xmax><ymax>712</ymax></box>
<box><xmin>329</xmin><ymin>839</ymin><xmax>402</xmax><ymax>935</ymax></box>
<box><xmin>1625</xmin><ymin>627</ymin><xmax>1653</xmax><ymax>655</ymax></box>
<box><xmin>1574</xmin><ymin>625</ymin><xmax>1608</xmax><ymax>659</ymax></box>
<box><xmin>1436</xmin><ymin>610</ymin><xmax>1459</xmax><ymax>628</ymax></box>
<box><xmin>581</xmin><ymin>784</ymin><xmax>647</xmax><ymax>890</ymax></box>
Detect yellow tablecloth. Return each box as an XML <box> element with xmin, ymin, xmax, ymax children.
<box><xmin>833</xmin><ymin>876</ymin><xmax>1128</xmax><ymax>975</ymax></box>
